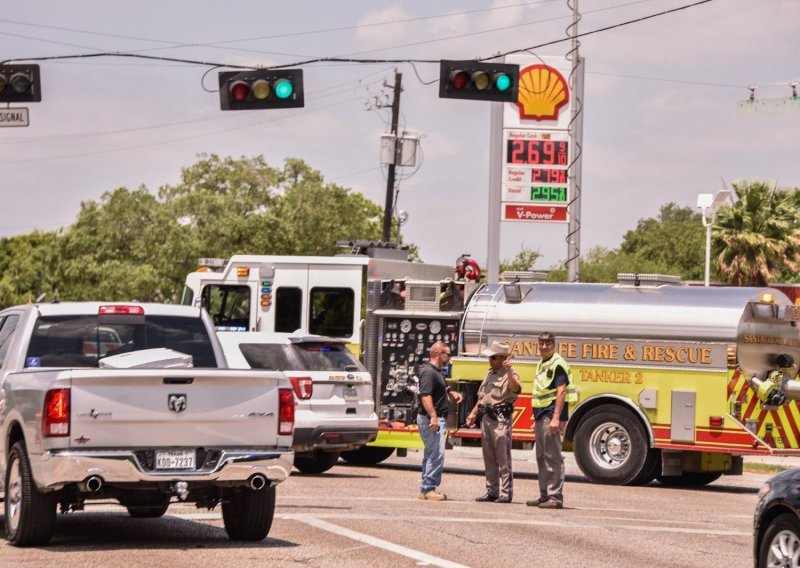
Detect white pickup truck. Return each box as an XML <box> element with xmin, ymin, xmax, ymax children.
<box><xmin>0</xmin><ymin>302</ymin><xmax>295</xmax><ymax>547</ymax></box>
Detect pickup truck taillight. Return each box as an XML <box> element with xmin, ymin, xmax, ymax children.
<box><xmin>43</xmin><ymin>388</ymin><xmax>70</xmax><ymax>437</ymax></box>
<box><xmin>278</xmin><ymin>387</ymin><xmax>295</xmax><ymax>435</ymax></box>
<box><xmin>289</xmin><ymin>376</ymin><xmax>313</xmax><ymax>399</ymax></box>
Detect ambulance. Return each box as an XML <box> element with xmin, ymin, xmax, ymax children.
<box><xmin>183</xmin><ymin>246</ymin><xmax>800</xmax><ymax>486</ymax></box>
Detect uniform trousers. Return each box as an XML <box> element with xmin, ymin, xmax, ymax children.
<box><xmin>534</xmin><ymin>412</ymin><xmax>565</xmax><ymax>504</ymax></box>
<box><xmin>480</xmin><ymin>414</ymin><xmax>513</xmax><ymax>499</ymax></box>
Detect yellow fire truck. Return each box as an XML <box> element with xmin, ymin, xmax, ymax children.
<box><xmin>183</xmin><ymin>246</ymin><xmax>800</xmax><ymax>486</ymax></box>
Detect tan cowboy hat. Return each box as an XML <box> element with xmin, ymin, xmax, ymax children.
<box><xmin>482</xmin><ymin>340</ymin><xmax>511</xmax><ymax>357</ymax></box>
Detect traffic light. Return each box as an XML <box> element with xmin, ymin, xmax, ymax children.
<box><xmin>218</xmin><ymin>69</ymin><xmax>304</xmax><ymax>110</ymax></box>
<box><xmin>0</xmin><ymin>64</ymin><xmax>41</xmax><ymax>103</ymax></box>
<box><xmin>438</xmin><ymin>60</ymin><xmax>518</xmax><ymax>103</ymax></box>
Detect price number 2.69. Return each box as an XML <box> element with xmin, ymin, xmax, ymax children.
<box><xmin>507</xmin><ymin>139</ymin><xmax>568</xmax><ymax>166</ymax></box>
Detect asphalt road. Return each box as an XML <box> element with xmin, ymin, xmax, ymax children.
<box><xmin>0</xmin><ymin>447</ymin><xmax>773</xmax><ymax>568</ymax></box>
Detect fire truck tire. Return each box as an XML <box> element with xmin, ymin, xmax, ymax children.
<box><xmin>341</xmin><ymin>446</ymin><xmax>395</xmax><ymax>465</ymax></box>
<box><xmin>573</xmin><ymin>407</ymin><xmax>653</xmax><ymax>485</ymax></box>
<box><xmin>294</xmin><ymin>451</ymin><xmax>341</xmax><ymax>474</ymax></box>
<box><xmin>656</xmin><ymin>472</ymin><xmax>723</xmax><ymax>487</ymax></box>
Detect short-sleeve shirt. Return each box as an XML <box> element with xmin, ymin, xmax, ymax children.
<box><xmin>533</xmin><ymin>365</ymin><xmax>569</xmax><ymax>421</ymax></box>
<box><xmin>417</xmin><ymin>362</ymin><xmax>449</xmax><ymax>419</ymax></box>
<box><xmin>477</xmin><ymin>369</ymin><xmax>519</xmax><ymax>406</ymax></box>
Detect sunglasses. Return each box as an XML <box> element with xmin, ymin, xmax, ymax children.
<box><xmin>489</xmin><ymin>355</ymin><xmax>508</xmax><ymax>360</ymax></box>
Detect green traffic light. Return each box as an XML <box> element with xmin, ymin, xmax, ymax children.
<box><xmin>494</xmin><ymin>73</ymin><xmax>512</xmax><ymax>92</ymax></box>
<box><xmin>274</xmin><ymin>78</ymin><xmax>294</xmax><ymax>100</ymax></box>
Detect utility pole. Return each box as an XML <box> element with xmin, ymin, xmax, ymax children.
<box><xmin>382</xmin><ymin>71</ymin><xmax>402</xmax><ymax>243</ymax></box>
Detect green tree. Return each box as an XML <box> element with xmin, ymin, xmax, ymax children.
<box><xmin>159</xmin><ymin>153</ymin><xmax>280</xmax><ymax>260</ymax></box>
<box><xmin>0</xmin><ymin>231</ymin><xmax>62</xmax><ymax>306</ymax></box>
<box><xmin>546</xmin><ymin>246</ymin><xmax>666</xmax><ymax>283</ymax></box>
<box><xmin>264</xmin><ymin>159</ymin><xmax>385</xmax><ymax>255</ymax></box>
<box><xmin>499</xmin><ymin>247</ymin><xmax>542</xmax><ymax>274</ymax></box>
<box><xmin>713</xmin><ymin>180</ymin><xmax>800</xmax><ymax>286</ymax></box>
<box><xmin>59</xmin><ymin>187</ymin><xmax>183</xmax><ymax>301</ymax></box>
<box><xmin>619</xmin><ymin>203</ymin><xmax>705</xmax><ymax>281</ymax></box>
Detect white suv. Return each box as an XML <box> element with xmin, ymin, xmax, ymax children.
<box><xmin>218</xmin><ymin>332</ymin><xmax>378</xmax><ymax>473</ymax></box>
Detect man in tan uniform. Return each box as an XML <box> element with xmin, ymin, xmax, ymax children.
<box><xmin>466</xmin><ymin>340</ymin><xmax>521</xmax><ymax>503</ymax></box>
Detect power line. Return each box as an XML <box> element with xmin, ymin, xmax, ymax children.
<box><xmin>1</xmin><ymin>0</ymin><xmax>712</xmax><ymax>72</ymax></box>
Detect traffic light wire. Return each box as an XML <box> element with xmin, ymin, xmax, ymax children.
<box><xmin>2</xmin><ymin>0</ymin><xmax>713</xmax><ymax>83</ymax></box>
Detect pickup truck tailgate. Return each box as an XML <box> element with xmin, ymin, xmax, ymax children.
<box><xmin>67</xmin><ymin>369</ymin><xmax>286</xmax><ymax>448</ymax></box>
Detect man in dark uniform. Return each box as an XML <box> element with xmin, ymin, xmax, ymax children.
<box><xmin>466</xmin><ymin>340</ymin><xmax>521</xmax><ymax>503</ymax></box>
<box><xmin>417</xmin><ymin>341</ymin><xmax>463</xmax><ymax>501</ymax></box>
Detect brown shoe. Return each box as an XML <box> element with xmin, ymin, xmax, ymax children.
<box><xmin>526</xmin><ymin>497</ymin><xmax>548</xmax><ymax>507</ymax></box>
<box><xmin>537</xmin><ymin>499</ymin><xmax>563</xmax><ymax>509</ymax></box>
<box><xmin>419</xmin><ymin>490</ymin><xmax>447</xmax><ymax>501</ymax></box>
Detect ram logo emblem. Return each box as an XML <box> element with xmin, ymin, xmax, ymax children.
<box><xmin>168</xmin><ymin>394</ymin><xmax>187</xmax><ymax>413</ymax></box>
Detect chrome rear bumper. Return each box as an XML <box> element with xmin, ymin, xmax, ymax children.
<box><xmin>34</xmin><ymin>448</ymin><xmax>294</xmax><ymax>491</ymax></box>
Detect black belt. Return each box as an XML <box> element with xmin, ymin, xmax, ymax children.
<box><xmin>477</xmin><ymin>402</ymin><xmax>514</xmax><ymax>421</ymax></box>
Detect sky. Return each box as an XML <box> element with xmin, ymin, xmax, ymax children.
<box><xmin>1</xmin><ymin>0</ymin><xmax>798</xmax><ymax>273</ymax></box>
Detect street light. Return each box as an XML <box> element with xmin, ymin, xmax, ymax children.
<box><xmin>697</xmin><ymin>189</ymin><xmax>732</xmax><ymax>286</ymax></box>
<box><xmin>395</xmin><ymin>210</ymin><xmax>409</xmax><ymax>246</ymax></box>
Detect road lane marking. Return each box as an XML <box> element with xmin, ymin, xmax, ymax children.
<box><xmin>164</xmin><ymin>511</ymin><xmax>750</xmax><ymax>538</ymax></box>
<box><xmin>292</xmin><ymin>517</ymin><xmax>471</xmax><ymax>568</ymax></box>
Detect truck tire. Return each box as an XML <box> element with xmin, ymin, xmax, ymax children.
<box><xmin>573</xmin><ymin>406</ymin><xmax>654</xmax><ymax>485</ymax></box>
<box><xmin>341</xmin><ymin>446</ymin><xmax>395</xmax><ymax>465</ymax></box>
<box><xmin>222</xmin><ymin>486</ymin><xmax>275</xmax><ymax>541</ymax></box>
<box><xmin>4</xmin><ymin>441</ymin><xmax>57</xmax><ymax>546</ymax></box>
<box><xmin>294</xmin><ymin>451</ymin><xmax>341</xmax><ymax>474</ymax></box>
<box><xmin>656</xmin><ymin>472</ymin><xmax>723</xmax><ymax>487</ymax></box>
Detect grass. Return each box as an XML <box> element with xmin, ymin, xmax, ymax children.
<box><xmin>743</xmin><ymin>462</ymin><xmax>789</xmax><ymax>475</ymax></box>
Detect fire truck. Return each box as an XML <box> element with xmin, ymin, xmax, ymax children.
<box><xmin>183</xmin><ymin>245</ymin><xmax>800</xmax><ymax>486</ymax></box>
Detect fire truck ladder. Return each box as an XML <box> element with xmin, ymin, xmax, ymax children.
<box><xmin>463</xmin><ymin>284</ymin><xmax>507</xmax><ymax>352</ymax></box>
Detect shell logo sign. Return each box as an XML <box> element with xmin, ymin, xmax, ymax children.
<box><xmin>516</xmin><ymin>64</ymin><xmax>570</xmax><ymax>121</ymax></box>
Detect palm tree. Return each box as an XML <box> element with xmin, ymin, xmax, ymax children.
<box><xmin>713</xmin><ymin>180</ymin><xmax>800</xmax><ymax>286</ymax></box>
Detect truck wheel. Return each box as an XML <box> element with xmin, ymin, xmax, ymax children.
<box><xmin>341</xmin><ymin>446</ymin><xmax>395</xmax><ymax>465</ymax></box>
<box><xmin>657</xmin><ymin>472</ymin><xmax>723</xmax><ymax>487</ymax></box>
<box><xmin>294</xmin><ymin>451</ymin><xmax>341</xmax><ymax>474</ymax></box>
<box><xmin>222</xmin><ymin>486</ymin><xmax>275</xmax><ymax>541</ymax></box>
<box><xmin>574</xmin><ymin>407</ymin><xmax>653</xmax><ymax>485</ymax></box>
<box><xmin>4</xmin><ymin>441</ymin><xmax>57</xmax><ymax>546</ymax></box>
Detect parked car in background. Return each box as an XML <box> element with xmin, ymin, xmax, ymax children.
<box><xmin>218</xmin><ymin>332</ymin><xmax>378</xmax><ymax>474</ymax></box>
<box><xmin>754</xmin><ymin>468</ymin><xmax>800</xmax><ymax>567</ymax></box>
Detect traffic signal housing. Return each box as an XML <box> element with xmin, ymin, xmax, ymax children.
<box><xmin>219</xmin><ymin>69</ymin><xmax>304</xmax><ymax>110</ymax></box>
<box><xmin>0</xmin><ymin>64</ymin><xmax>41</xmax><ymax>103</ymax></box>
<box><xmin>438</xmin><ymin>60</ymin><xmax>518</xmax><ymax>103</ymax></box>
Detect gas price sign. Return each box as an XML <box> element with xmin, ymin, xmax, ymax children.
<box><xmin>501</xmin><ymin>130</ymin><xmax>569</xmax><ymax>221</ymax></box>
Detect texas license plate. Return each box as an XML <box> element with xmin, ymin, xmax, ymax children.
<box><xmin>155</xmin><ymin>449</ymin><xmax>196</xmax><ymax>470</ymax></box>
<box><xmin>342</xmin><ymin>385</ymin><xmax>358</xmax><ymax>401</ymax></box>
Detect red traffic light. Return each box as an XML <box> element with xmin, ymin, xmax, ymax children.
<box><xmin>218</xmin><ymin>69</ymin><xmax>304</xmax><ymax>110</ymax></box>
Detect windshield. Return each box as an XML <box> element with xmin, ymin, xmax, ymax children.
<box><xmin>238</xmin><ymin>342</ymin><xmax>365</xmax><ymax>372</ymax></box>
<box><xmin>25</xmin><ymin>315</ymin><xmax>219</xmax><ymax>368</ymax></box>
